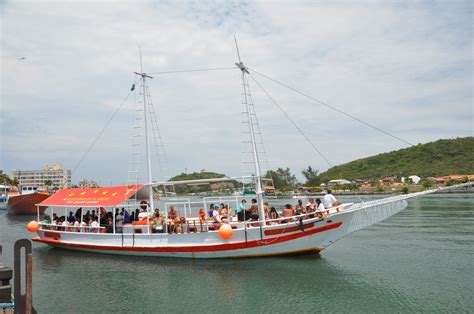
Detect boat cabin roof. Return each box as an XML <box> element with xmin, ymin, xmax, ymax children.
<box><xmin>38</xmin><ymin>184</ymin><xmax>147</xmax><ymax>208</ymax></box>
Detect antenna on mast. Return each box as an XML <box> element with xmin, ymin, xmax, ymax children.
<box><xmin>234</xmin><ymin>35</ymin><xmax>249</xmax><ymax>74</ymax></box>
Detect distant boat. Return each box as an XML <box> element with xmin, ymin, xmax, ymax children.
<box><xmin>8</xmin><ymin>186</ymin><xmax>49</xmax><ymax>215</ymax></box>
<box><xmin>0</xmin><ymin>184</ymin><xmax>20</xmax><ymax>210</ymax></box>
<box><xmin>0</xmin><ymin>184</ymin><xmax>9</xmax><ymax>210</ymax></box>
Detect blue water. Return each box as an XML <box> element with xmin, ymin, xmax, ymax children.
<box><xmin>0</xmin><ymin>193</ymin><xmax>473</xmax><ymax>313</ymax></box>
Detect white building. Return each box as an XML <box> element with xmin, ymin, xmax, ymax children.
<box><xmin>408</xmin><ymin>175</ymin><xmax>421</xmax><ymax>184</ymax></box>
<box><xmin>401</xmin><ymin>175</ymin><xmax>421</xmax><ymax>184</ymax></box>
<box><xmin>12</xmin><ymin>163</ymin><xmax>72</xmax><ymax>189</ymax></box>
<box><xmin>328</xmin><ymin>179</ymin><xmax>352</xmax><ymax>186</ymax></box>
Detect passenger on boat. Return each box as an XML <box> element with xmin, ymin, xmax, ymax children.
<box><xmin>282</xmin><ymin>204</ymin><xmax>294</xmax><ymax>223</ymax></box>
<box><xmin>323</xmin><ymin>190</ymin><xmax>342</xmax><ymax>208</ymax></box>
<box><xmin>153</xmin><ymin>208</ymin><xmax>160</xmax><ymax>219</ymax></box>
<box><xmin>198</xmin><ymin>208</ymin><xmax>207</xmax><ymax>223</ymax></box>
<box><xmin>90</xmin><ymin>218</ymin><xmax>99</xmax><ymax>231</ymax></box>
<box><xmin>237</xmin><ymin>199</ymin><xmax>247</xmax><ymax>221</ymax></box>
<box><xmin>52</xmin><ymin>213</ymin><xmax>58</xmax><ymax>224</ymax></box>
<box><xmin>208</xmin><ymin>203</ymin><xmax>215</xmax><ymax>217</ymax></box>
<box><xmin>124</xmin><ymin>209</ymin><xmax>130</xmax><ymax>223</ymax></box>
<box><xmin>106</xmin><ymin>219</ymin><xmax>113</xmax><ymax>233</ymax></box>
<box><xmin>67</xmin><ymin>211</ymin><xmax>75</xmax><ymax>223</ymax></box>
<box><xmin>61</xmin><ymin>218</ymin><xmax>68</xmax><ymax>230</ymax></box>
<box><xmin>168</xmin><ymin>206</ymin><xmax>179</xmax><ymax>220</ymax></box>
<box><xmin>264</xmin><ymin>202</ymin><xmax>270</xmax><ymax>219</ymax></box>
<box><xmin>220</xmin><ymin>205</ymin><xmax>229</xmax><ymax>223</ymax></box>
<box><xmin>80</xmin><ymin>220</ymin><xmax>88</xmax><ymax>232</ymax></box>
<box><xmin>295</xmin><ymin>199</ymin><xmax>305</xmax><ymax>215</ymax></box>
<box><xmin>249</xmin><ymin>199</ymin><xmax>259</xmax><ymax>221</ymax></box>
<box><xmin>212</xmin><ymin>204</ymin><xmax>221</xmax><ymax>223</ymax></box>
<box><xmin>73</xmin><ymin>219</ymin><xmax>80</xmax><ymax>231</ymax></box>
<box><xmin>168</xmin><ymin>206</ymin><xmax>180</xmax><ymax>234</ymax></box>
<box><xmin>154</xmin><ymin>214</ymin><xmax>164</xmax><ymax>233</ymax></box>
<box><xmin>115</xmin><ymin>210</ymin><xmax>124</xmax><ymax>233</ymax></box>
<box><xmin>307</xmin><ymin>198</ymin><xmax>316</xmax><ymax>212</ymax></box>
<box><xmin>84</xmin><ymin>210</ymin><xmax>91</xmax><ymax>223</ymax></box>
<box><xmin>269</xmin><ymin>207</ymin><xmax>279</xmax><ymax>225</ymax></box>
<box><xmin>75</xmin><ymin>208</ymin><xmax>82</xmax><ymax>221</ymax></box>
<box><xmin>99</xmin><ymin>207</ymin><xmax>107</xmax><ymax>220</ymax></box>
<box><xmin>315</xmin><ymin>198</ymin><xmax>326</xmax><ymax>218</ymax></box>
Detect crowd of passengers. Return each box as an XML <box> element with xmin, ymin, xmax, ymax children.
<box><xmin>43</xmin><ymin>190</ymin><xmax>342</xmax><ymax>234</ymax></box>
<box><xmin>43</xmin><ymin>207</ymin><xmax>154</xmax><ymax>233</ymax></box>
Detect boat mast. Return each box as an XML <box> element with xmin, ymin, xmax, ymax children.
<box><xmin>234</xmin><ymin>36</ymin><xmax>265</xmax><ymax>221</ymax></box>
<box><xmin>134</xmin><ymin>47</ymin><xmax>154</xmax><ymax>214</ymax></box>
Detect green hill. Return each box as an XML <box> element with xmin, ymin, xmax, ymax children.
<box><xmin>170</xmin><ymin>171</ymin><xmax>226</xmax><ymax>181</ymax></box>
<box><xmin>169</xmin><ymin>171</ymin><xmax>235</xmax><ymax>194</ymax></box>
<box><xmin>318</xmin><ymin>137</ymin><xmax>474</xmax><ymax>181</ymax></box>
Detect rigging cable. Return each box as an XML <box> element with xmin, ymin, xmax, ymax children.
<box><xmin>71</xmin><ymin>77</ymin><xmax>142</xmax><ymax>176</ymax></box>
<box><xmin>247</xmin><ymin>67</ymin><xmax>414</xmax><ymax>147</ymax></box>
<box><xmin>248</xmin><ymin>74</ymin><xmax>333</xmax><ymax>167</ymax></box>
<box><xmin>148</xmin><ymin>67</ymin><xmax>237</xmax><ymax>75</ymax></box>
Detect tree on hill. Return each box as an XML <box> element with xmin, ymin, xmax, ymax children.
<box><xmin>301</xmin><ymin>166</ymin><xmax>320</xmax><ymax>186</ymax></box>
<box><xmin>169</xmin><ymin>171</ymin><xmax>235</xmax><ymax>194</ymax></box>
<box><xmin>265</xmin><ymin>168</ymin><xmax>298</xmax><ymax>191</ymax></box>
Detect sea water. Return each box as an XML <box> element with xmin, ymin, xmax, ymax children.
<box><xmin>0</xmin><ymin>193</ymin><xmax>472</xmax><ymax>313</ymax></box>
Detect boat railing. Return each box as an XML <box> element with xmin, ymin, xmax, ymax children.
<box><xmin>38</xmin><ymin>222</ymin><xmax>105</xmax><ymax>233</ymax></box>
<box><xmin>164</xmin><ymin>196</ymin><xmax>240</xmax><ymax>219</ymax></box>
<box><xmin>36</xmin><ymin>202</ymin><xmax>351</xmax><ymax>236</ymax></box>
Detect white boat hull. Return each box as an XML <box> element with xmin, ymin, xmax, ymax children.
<box><xmin>33</xmin><ymin>198</ymin><xmax>408</xmax><ymax>258</ymax></box>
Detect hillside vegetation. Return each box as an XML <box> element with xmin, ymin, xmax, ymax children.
<box><xmin>169</xmin><ymin>171</ymin><xmax>235</xmax><ymax>194</ymax></box>
<box><xmin>318</xmin><ymin>137</ymin><xmax>474</xmax><ymax>181</ymax></box>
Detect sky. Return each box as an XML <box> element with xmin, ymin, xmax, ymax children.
<box><xmin>1</xmin><ymin>0</ymin><xmax>472</xmax><ymax>185</ymax></box>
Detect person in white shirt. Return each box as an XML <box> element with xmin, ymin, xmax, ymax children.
<box><xmin>73</xmin><ymin>220</ymin><xmax>80</xmax><ymax>231</ymax></box>
<box><xmin>323</xmin><ymin>190</ymin><xmax>342</xmax><ymax>208</ymax></box>
<box><xmin>90</xmin><ymin>219</ymin><xmax>99</xmax><ymax>232</ymax></box>
<box><xmin>316</xmin><ymin>198</ymin><xmax>325</xmax><ymax>212</ymax></box>
<box><xmin>212</xmin><ymin>204</ymin><xmax>221</xmax><ymax>223</ymax></box>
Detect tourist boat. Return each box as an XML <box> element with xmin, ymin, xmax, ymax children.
<box><xmin>8</xmin><ymin>186</ymin><xmax>49</xmax><ymax>215</ymax></box>
<box><xmin>30</xmin><ymin>43</ymin><xmax>471</xmax><ymax>258</ymax></box>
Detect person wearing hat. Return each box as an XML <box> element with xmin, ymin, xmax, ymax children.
<box><xmin>212</xmin><ymin>204</ymin><xmax>221</xmax><ymax>223</ymax></box>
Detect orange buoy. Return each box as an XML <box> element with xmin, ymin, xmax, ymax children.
<box><xmin>219</xmin><ymin>224</ymin><xmax>233</xmax><ymax>240</ymax></box>
<box><xmin>27</xmin><ymin>221</ymin><xmax>39</xmax><ymax>233</ymax></box>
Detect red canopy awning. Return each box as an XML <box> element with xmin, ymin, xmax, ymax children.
<box><xmin>39</xmin><ymin>185</ymin><xmax>144</xmax><ymax>207</ymax></box>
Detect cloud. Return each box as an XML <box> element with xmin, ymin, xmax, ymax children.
<box><xmin>1</xmin><ymin>0</ymin><xmax>472</xmax><ymax>184</ymax></box>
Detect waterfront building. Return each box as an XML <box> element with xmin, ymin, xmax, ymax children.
<box><xmin>328</xmin><ymin>179</ymin><xmax>352</xmax><ymax>186</ymax></box>
<box><xmin>78</xmin><ymin>179</ymin><xmax>99</xmax><ymax>188</ymax></box>
<box><xmin>12</xmin><ymin>163</ymin><xmax>72</xmax><ymax>189</ymax></box>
